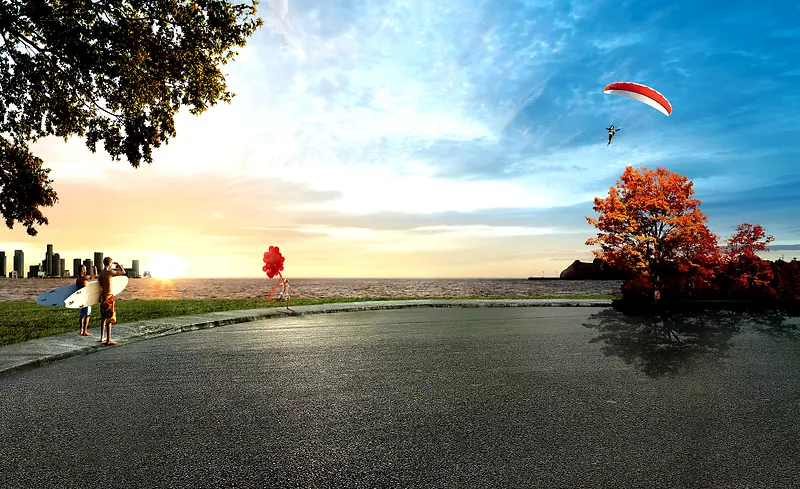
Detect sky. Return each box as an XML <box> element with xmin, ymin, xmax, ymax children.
<box><xmin>2</xmin><ymin>0</ymin><xmax>800</xmax><ymax>279</ymax></box>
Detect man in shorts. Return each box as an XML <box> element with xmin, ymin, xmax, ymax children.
<box><xmin>98</xmin><ymin>257</ymin><xmax>126</xmax><ymax>345</ymax></box>
<box><xmin>76</xmin><ymin>264</ymin><xmax>98</xmax><ymax>336</ymax></box>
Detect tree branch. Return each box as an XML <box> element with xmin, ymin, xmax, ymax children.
<box><xmin>2</xmin><ymin>25</ymin><xmax>121</xmax><ymax>119</ymax></box>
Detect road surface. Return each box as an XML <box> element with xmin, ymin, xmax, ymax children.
<box><xmin>2</xmin><ymin>307</ymin><xmax>799</xmax><ymax>488</ymax></box>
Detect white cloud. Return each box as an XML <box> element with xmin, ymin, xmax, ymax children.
<box><xmin>282</xmin><ymin>165</ymin><xmax>594</xmax><ymax>214</ymax></box>
<box><xmin>591</xmin><ymin>34</ymin><xmax>644</xmax><ymax>52</ymax></box>
<box><xmin>411</xmin><ymin>225</ymin><xmax>570</xmax><ymax>237</ymax></box>
<box><xmin>292</xmin><ymin>225</ymin><xmax>377</xmax><ymax>238</ymax></box>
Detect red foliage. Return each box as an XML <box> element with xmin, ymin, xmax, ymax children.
<box><xmin>666</xmin><ymin>224</ymin><xmax>722</xmax><ymax>295</ymax></box>
<box><xmin>262</xmin><ymin>246</ymin><xmax>285</xmax><ymax>279</ymax></box>
<box><xmin>725</xmin><ymin>222</ymin><xmax>774</xmax><ymax>261</ymax></box>
<box><xmin>772</xmin><ymin>259</ymin><xmax>800</xmax><ymax>302</ymax></box>
<box><xmin>721</xmin><ymin>223</ymin><xmax>775</xmax><ymax>298</ymax></box>
<box><xmin>620</xmin><ymin>274</ymin><xmax>655</xmax><ymax>301</ymax></box>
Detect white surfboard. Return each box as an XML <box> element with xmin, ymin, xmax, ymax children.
<box><xmin>37</xmin><ymin>283</ymin><xmax>79</xmax><ymax>307</ymax></box>
<box><xmin>64</xmin><ymin>276</ymin><xmax>129</xmax><ymax>309</ymax></box>
<box><xmin>37</xmin><ymin>276</ymin><xmax>129</xmax><ymax>308</ymax></box>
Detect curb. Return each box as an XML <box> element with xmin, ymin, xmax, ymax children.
<box><xmin>0</xmin><ymin>299</ymin><xmax>612</xmax><ymax>378</ymax></box>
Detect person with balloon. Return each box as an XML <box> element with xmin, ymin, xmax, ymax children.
<box><xmin>263</xmin><ymin>246</ymin><xmax>295</xmax><ymax>308</ymax></box>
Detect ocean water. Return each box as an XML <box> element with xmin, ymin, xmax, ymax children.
<box><xmin>0</xmin><ymin>277</ymin><xmax>623</xmax><ymax>302</ymax></box>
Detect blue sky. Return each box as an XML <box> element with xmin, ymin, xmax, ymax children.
<box><xmin>2</xmin><ymin>0</ymin><xmax>800</xmax><ymax>278</ymax></box>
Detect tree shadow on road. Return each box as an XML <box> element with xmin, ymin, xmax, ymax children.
<box><xmin>746</xmin><ymin>309</ymin><xmax>800</xmax><ymax>341</ymax></box>
<box><xmin>582</xmin><ymin>309</ymin><xmax>748</xmax><ymax>378</ymax></box>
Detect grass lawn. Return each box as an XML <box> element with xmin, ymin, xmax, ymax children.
<box><xmin>0</xmin><ymin>295</ymin><xmax>619</xmax><ymax>347</ymax></box>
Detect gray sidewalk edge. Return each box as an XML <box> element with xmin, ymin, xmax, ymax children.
<box><xmin>0</xmin><ymin>299</ymin><xmax>612</xmax><ymax>378</ymax></box>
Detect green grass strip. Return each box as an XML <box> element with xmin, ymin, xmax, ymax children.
<box><xmin>0</xmin><ymin>296</ymin><xmax>619</xmax><ymax>347</ymax></box>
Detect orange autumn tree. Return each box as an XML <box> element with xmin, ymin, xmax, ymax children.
<box><xmin>586</xmin><ymin>166</ymin><xmax>719</xmax><ymax>299</ymax></box>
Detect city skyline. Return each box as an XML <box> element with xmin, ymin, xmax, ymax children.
<box><xmin>1</xmin><ymin>0</ymin><xmax>799</xmax><ymax>278</ymax></box>
<box><xmin>0</xmin><ymin>245</ymin><xmax>141</xmax><ymax>279</ymax></box>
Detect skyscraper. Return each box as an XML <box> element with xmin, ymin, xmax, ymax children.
<box><xmin>0</xmin><ymin>251</ymin><xmax>6</xmax><ymax>278</ymax></box>
<box><xmin>52</xmin><ymin>253</ymin><xmax>61</xmax><ymax>277</ymax></box>
<box><xmin>60</xmin><ymin>258</ymin><xmax>66</xmax><ymax>277</ymax></box>
<box><xmin>83</xmin><ymin>259</ymin><xmax>93</xmax><ymax>274</ymax></box>
<box><xmin>46</xmin><ymin>244</ymin><xmax>53</xmax><ymax>277</ymax></box>
<box><xmin>73</xmin><ymin>258</ymin><xmax>82</xmax><ymax>277</ymax></box>
<box><xmin>13</xmin><ymin>250</ymin><xmax>24</xmax><ymax>278</ymax></box>
<box><xmin>132</xmin><ymin>260</ymin><xmax>140</xmax><ymax>278</ymax></box>
<box><xmin>94</xmin><ymin>252</ymin><xmax>103</xmax><ymax>272</ymax></box>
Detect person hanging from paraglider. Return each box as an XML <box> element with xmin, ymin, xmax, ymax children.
<box><xmin>606</xmin><ymin>124</ymin><xmax>620</xmax><ymax>145</ymax></box>
<box><xmin>602</xmin><ymin>81</ymin><xmax>673</xmax><ymax>146</ymax></box>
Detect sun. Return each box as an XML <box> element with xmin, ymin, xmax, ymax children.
<box><xmin>142</xmin><ymin>254</ymin><xmax>189</xmax><ymax>279</ymax></box>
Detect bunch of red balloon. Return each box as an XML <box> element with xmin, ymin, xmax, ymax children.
<box><xmin>263</xmin><ymin>246</ymin><xmax>288</xmax><ymax>302</ymax></box>
<box><xmin>263</xmin><ymin>246</ymin><xmax>285</xmax><ymax>278</ymax></box>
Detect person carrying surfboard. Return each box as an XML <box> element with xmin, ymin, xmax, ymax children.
<box><xmin>76</xmin><ymin>264</ymin><xmax>98</xmax><ymax>337</ymax></box>
<box><xmin>98</xmin><ymin>257</ymin><xmax>126</xmax><ymax>345</ymax></box>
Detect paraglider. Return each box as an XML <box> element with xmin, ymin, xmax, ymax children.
<box><xmin>604</xmin><ymin>82</ymin><xmax>672</xmax><ymax>116</ymax></box>
<box><xmin>602</xmin><ymin>82</ymin><xmax>672</xmax><ymax>145</ymax></box>
<box><xmin>606</xmin><ymin>124</ymin><xmax>620</xmax><ymax>145</ymax></box>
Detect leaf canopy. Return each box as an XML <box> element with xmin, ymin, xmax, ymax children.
<box><xmin>586</xmin><ymin>166</ymin><xmax>713</xmax><ymax>282</ymax></box>
<box><xmin>0</xmin><ymin>0</ymin><xmax>263</xmax><ymax>235</ymax></box>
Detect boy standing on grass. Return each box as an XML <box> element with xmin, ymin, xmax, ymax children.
<box><xmin>98</xmin><ymin>257</ymin><xmax>125</xmax><ymax>345</ymax></box>
<box><xmin>76</xmin><ymin>264</ymin><xmax>98</xmax><ymax>336</ymax></box>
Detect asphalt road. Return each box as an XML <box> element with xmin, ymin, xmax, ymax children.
<box><xmin>2</xmin><ymin>306</ymin><xmax>799</xmax><ymax>489</ymax></box>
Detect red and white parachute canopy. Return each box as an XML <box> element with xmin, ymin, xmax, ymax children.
<box><xmin>603</xmin><ymin>82</ymin><xmax>672</xmax><ymax>117</ymax></box>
